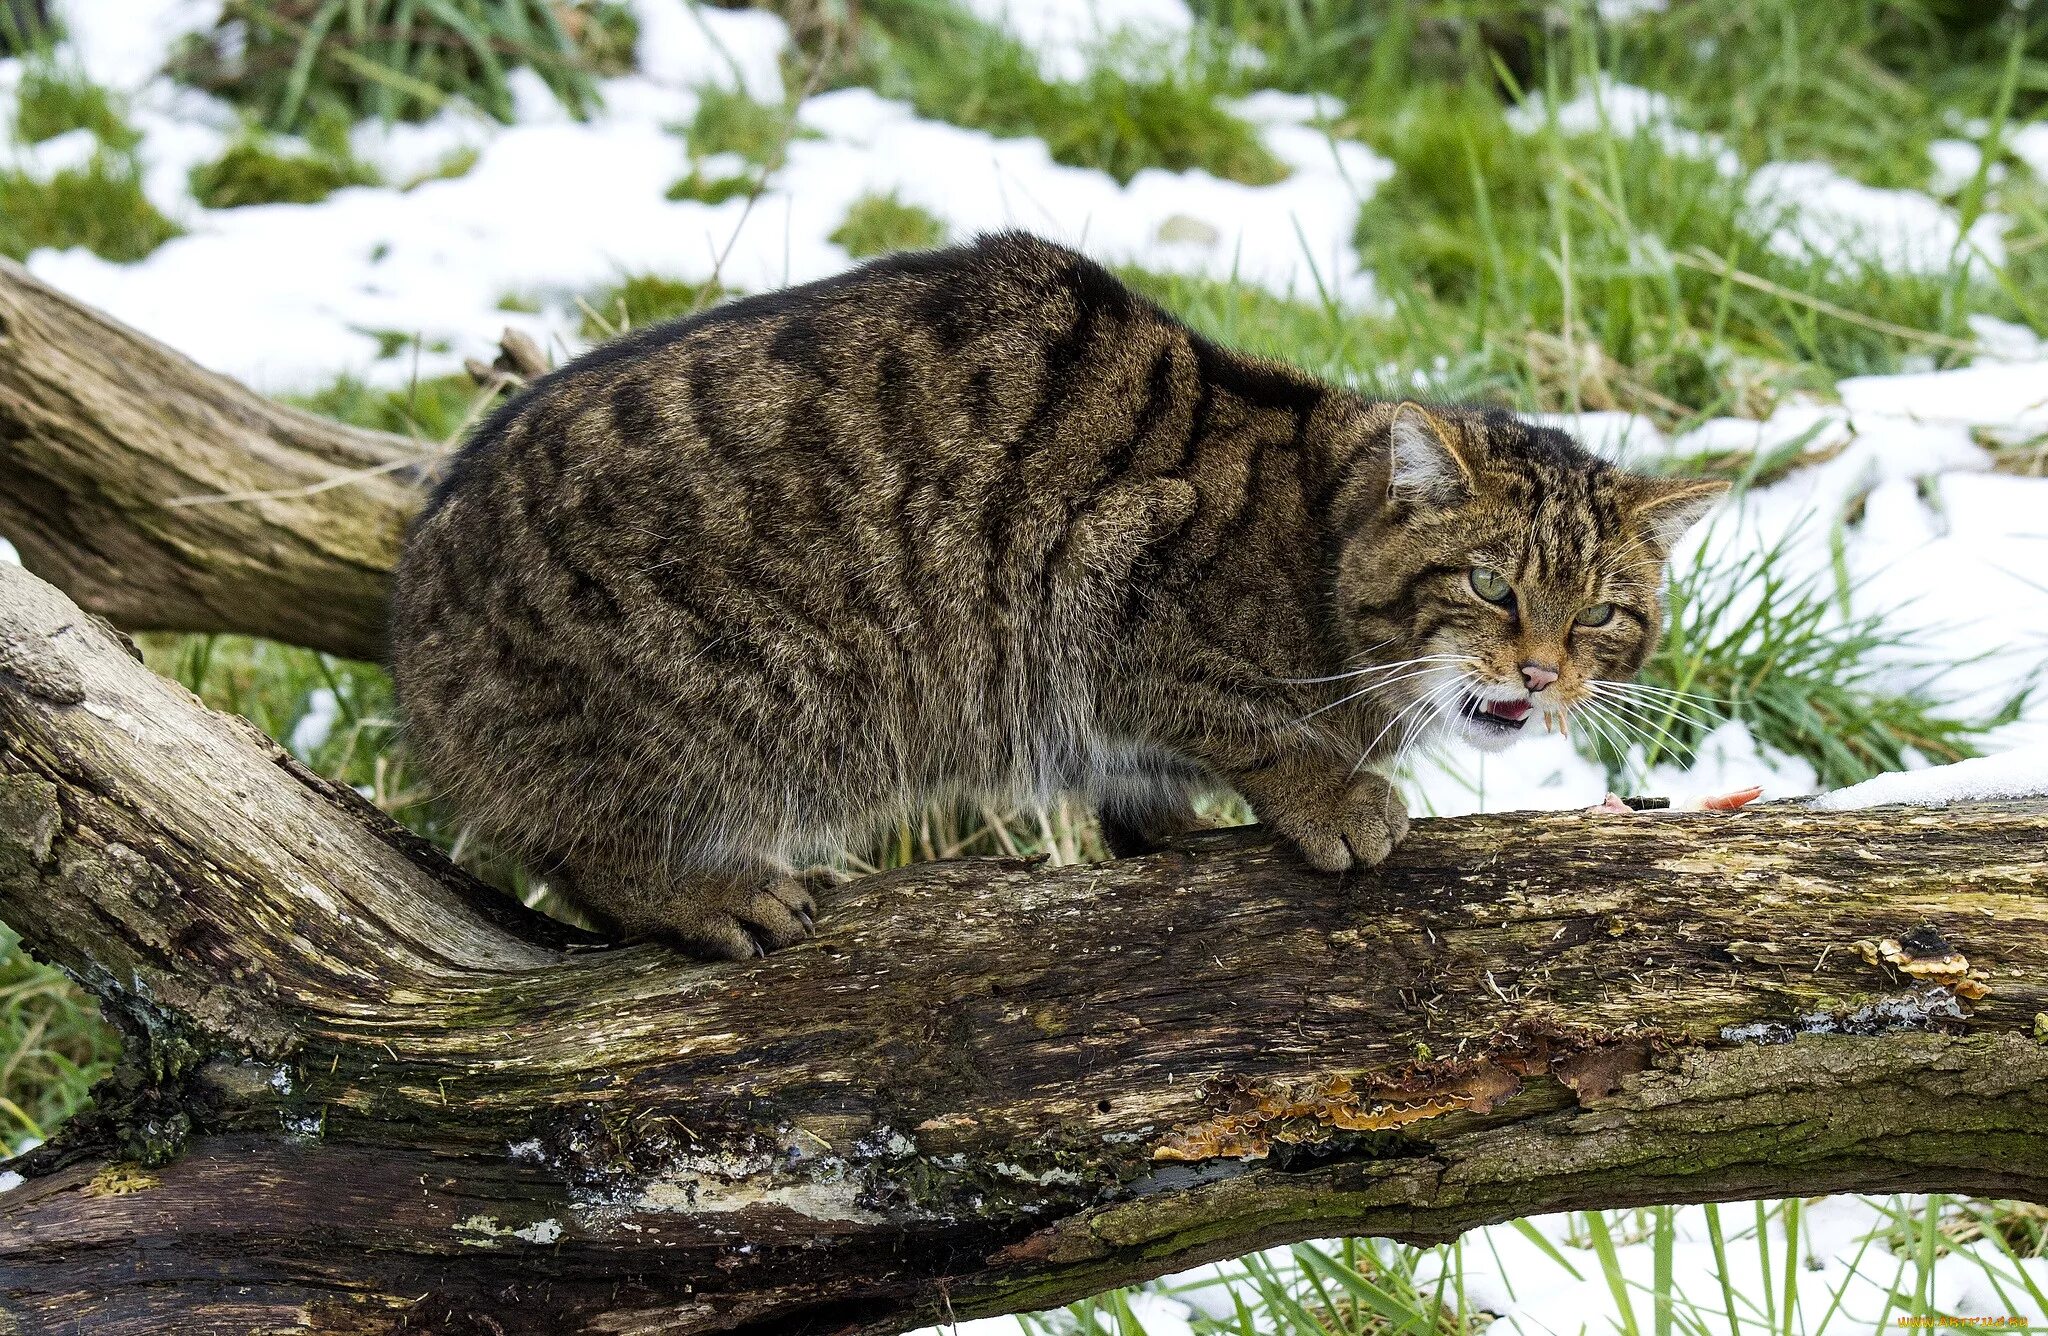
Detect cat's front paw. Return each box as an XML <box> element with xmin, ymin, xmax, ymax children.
<box><xmin>1264</xmin><ymin>772</ymin><xmax>1410</xmax><ymax>873</ymax></box>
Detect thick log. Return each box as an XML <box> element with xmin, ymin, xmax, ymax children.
<box><xmin>3</xmin><ymin>555</ymin><xmax>2046</xmax><ymax>1334</ymax></box>
<box><xmin>0</xmin><ymin>257</ymin><xmax>417</xmax><ymax>661</ymax></box>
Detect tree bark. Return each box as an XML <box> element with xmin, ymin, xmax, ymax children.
<box><xmin>0</xmin><ymin>257</ymin><xmax>417</xmax><ymax>662</ymax></box>
<box><xmin>3</xmin><ymin>259</ymin><xmax>2048</xmax><ymax>1336</ymax></box>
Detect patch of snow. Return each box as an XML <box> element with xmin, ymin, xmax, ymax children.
<box><xmin>1838</xmin><ymin>359</ymin><xmax>2048</xmax><ymax>434</ymax></box>
<box><xmin>1967</xmin><ymin>313</ymin><xmax>2045</xmax><ymax>363</ymax></box>
<box><xmin>288</xmin><ymin>688</ymin><xmax>340</xmax><ymax>759</ymax></box>
<box><xmin>2010</xmin><ymin>120</ymin><xmax>2048</xmax><ymax>182</ymax></box>
<box><xmin>958</xmin><ymin>0</ymin><xmax>1196</xmax><ymax>82</ymax></box>
<box><xmin>1530</xmin><ymin>410</ymin><xmax>1669</xmax><ymax>467</ymax></box>
<box><xmin>0</xmin><ymin>537</ymin><xmax>18</xmax><ymax>566</ymax></box>
<box><xmin>14</xmin><ymin>127</ymin><xmax>98</xmax><ymax>176</ymax></box>
<box><xmin>1928</xmin><ymin>137</ymin><xmax>2000</xmax><ymax>195</ymax></box>
<box><xmin>1596</xmin><ymin>0</ymin><xmax>1668</xmax><ymax>18</ymax></box>
<box><xmin>625</xmin><ymin>0</ymin><xmax>787</xmax><ymax>103</ymax></box>
<box><xmin>30</xmin><ymin>69</ymin><xmax>1389</xmax><ymax>392</ymax></box>
<box><xmin>1505</xmin><ymin>78</ymin><xmax>1739</xmax><ymax>173</ymax></box>
<box><xmin>1749</xmin><ymin>160</ymin><xmax>2007</xmax><ymax>273</ymax></box>
<box><xmin>1813</xmin><ymin>745</ymin><xmax>2048</xmax><ymax>810</ymax></box>
<box><xmin>53</xmin><ymin>0</ymin><xmax>220</xmax><ymax>93</ymax></box>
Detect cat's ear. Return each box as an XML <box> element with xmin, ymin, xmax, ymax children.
<box><xmin>1629</xmin><ymin>477</ymin><xmax>1729</xmax><ymax>552</ymax></box>
<box><xmin>1387</xmin><ymin>402</ymin><xmax>1474</xmax><ymax>506</ymax></box>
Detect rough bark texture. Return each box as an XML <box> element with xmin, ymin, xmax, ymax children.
<box><xmin>4</xmin><ymin>556</ymin><xmax>2047</xmax><ymax>1333</ymax></box>
<box><xmin>0</xmin><ymin>257</ymin><xmax>417</xmax><ymax>661</ymax></box>
<box><xmin>2</xmin><ymin>263</ymin><xmax>2048</xmax><ymax>1336</ymax></box>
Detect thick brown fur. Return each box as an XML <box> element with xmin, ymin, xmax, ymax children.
<box><xmin>390</xmin><ymin>232</ymin><xmax>1723</xmax><ymax>958</ymax></box>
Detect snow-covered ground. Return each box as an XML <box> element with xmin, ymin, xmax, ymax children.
<box><xmin>20</xmin><ymin>0</ymin><xmax>1385</xmax><ymax>393</ymax></box>
<box><xmin>8</xmin><ymin>1</ymin><xmax>2048</xmax><ymax>1332</ymax></box>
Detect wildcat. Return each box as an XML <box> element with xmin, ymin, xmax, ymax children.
<box><xmin>390</xmin><ymin>232</ymin><xmax>1722</xmax><ymax>959</ymax></box>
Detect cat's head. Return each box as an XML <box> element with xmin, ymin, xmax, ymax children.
<box><xmin>1333</xmin><ymin>402</ymin><xmax>1725</xmax><ymax>755</ymax></box>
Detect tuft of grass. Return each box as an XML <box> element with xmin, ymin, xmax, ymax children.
<box><xmin>0</xmin><ymin>925</ymin><xmax>117</xmax><ymax>1155</ymax></box>
<box><xmin>288</xmin><ymin>371</ymin><xmax>500</xmax><ymax>442</ymax></box>
<box><xmin>678</xmin><ymin>84</ymin><xmax>815</xmax><ymax>170</ymax></box>
<box><xmin>189</xmin><ymin>129</ymin><xmax>381</xmax><ymax>208</ymax></box>
<box><xmin>0</xmin><ymin>155</ymin><xmax>184</xmax><ymax>263</ymax></box>
<box><xmin>1349</xmin><ymin>81</ymin><xmax>1976</xmax><ymax>423</ymax></box>
<box><xmin>830</xmin><ymin>190</ymin><xmax>948</xmax><ymax>257</ymax></box>
<box><xmin>855</xmin><ymin>0</ymin><xmax>1288</xmax><ymax>186</ymax></box>
<box><xmin>665</xmin><ymin>166</ymin><xmax>756</xmax><ymax>205</ymax></box>
<box><xmin>168</xmin><ymin>0</ymin><xmax>639</xmax><ymax>133</ymax></box>
<box><xmin>12</xmin><ymin>60</ymin><xmax>137</xmax><ymax>149</ymax></box>
<box><xmin>577</xmin><ymin>273</ymin><xmax>729</xmax><ymax>340</ymax></box>
<box><xmin>1584</xmin><ymin>526</ymin><xmax>2014</xmax><ymax>789</ymax></box>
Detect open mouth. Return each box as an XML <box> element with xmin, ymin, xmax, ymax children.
<box><xmin>1460</xmin><ymin>693</ymin><xmax>1532</xmax><ymax>732</ymax></box>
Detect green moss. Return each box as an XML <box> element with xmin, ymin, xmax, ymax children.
<box><xmin>189</xmin><ymin>134</ymin><xmax>381</xmax><ymax>209</ymax></box>
<box><xmin>579</xmin><ymin>274</ymin><xmax>730</xmax><ymax>340</ymax></box>
<box><xmin>830</xmin><ymin>191</ymin><xmax>949</xmax><ymax>257</ymax></box>
<box><xmin>13</xmin><ymin>60</ymin><xmax>138</xmax><ymax>149</ymax></box>
<box><xmin>0</xmin><ymin>156</ymin><xmax>183</xmax><ymax>263</ymax></box>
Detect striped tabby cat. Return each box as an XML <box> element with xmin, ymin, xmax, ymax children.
<box><xmin>391</xmin><ymin>233</ymin><xmax>1722</xmax><ymax>959</ymax></box>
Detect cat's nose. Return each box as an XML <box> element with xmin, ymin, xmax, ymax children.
<box><xmin>1520</xmin><ymin>662</ymin><xmax>1560</xmax><ymax>693</ymax></box>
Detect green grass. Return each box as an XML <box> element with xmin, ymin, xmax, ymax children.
<box><xmin>167</xmin><ymin>0</ymin><xmax>638</xmax><ymax>132</ymax></box>
<box><xmin>1581</xmin><ymin>523</ymin><xmax>2022</xmax><ymax>789</ymax></box>
<box><xmin>189</xmin><ymin>128</ymin><xmax>381</xmax><ymax>208</ymax></box>
<box><xmin>0</xmin><ymin>154</ymin><xmax>184</xmax><ymax>263</ymax></box>
<box><xmin>853</xmin><ymin>0</ymin><xmax>1288</xmax><ymax>185</ymax></box>
<box><xmin>288</xmin><ymin>371</ymin><xmax>502</xmax><ymax>442</ymax></box>
<box><xmin>12</xmin><ymin>59</ymin><xmax>137</xmax><ymax>149</ymax></box>
<box><xmin>831</xmin><ymin>190</ymin><xmax>949</xmax><ymax>257</ymax></box>
<box><xmin>679</xmin><ymin>84</ymin><xmax>815</xmax><ymax>169</ymax></box>
<box><xmin>577</xmin><ymin>273</ymin><xmax>729</xmax><ymax>339</ymax></box>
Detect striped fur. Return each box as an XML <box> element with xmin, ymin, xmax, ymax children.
<box><xmin>390</xmin><ymin>233</ymin><xmax>1721</xmax><ymax>958</ymax></box>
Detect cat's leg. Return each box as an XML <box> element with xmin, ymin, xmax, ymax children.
<box><xmin>1094</xmin><ymin>758</ymin><xmax>1210</xmax><ymax>858</ymax></box>
<box><xmin>560</xmin><ymin>855</ymin><xmax>821</xmax><ymax>960</ymax></box>
<box><xmin>1106</xmin><ymin>677</ymin><xmax>1412</xmax><ymax>873</ymax></box>
<box><xmin>1098</xmin><ymin>791</ymin><xmax>1202</xmax><ymax>858</ymax></box>
<box><xmin>1230</xmin><ymin>753</ymin><xmax>1409</xmax><ymax>872</ymax></box>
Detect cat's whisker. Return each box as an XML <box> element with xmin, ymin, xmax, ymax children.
<box><xmin>1586</xmin><ymin>692</ymin><xmax>1704</xmax><ymax>763</ymax></box>
<box><xmin>1592</xmin><ymin>679</ymin><xmax>1732</xmax><ymax>710</ymax></box>
<box><xmin>1351</xmin><ymin>670</ymin><xmax>1467</xmax><ymax>774</ymax></box>
<box><xmin>1292</xmin><ymin>661</ymin><xmax>1475</xmax><ymax>725</ymax></box>
<box><xmin>1587</xmin><ymin>682</ymin><xmax>1723</xmax><ymax>729</ymax></box>
<box><xmin>1274</xmin><ymin>654</ymin><xmax>1479</xmax><ymax>686</ymax></box>
<box><xmin>1592</xmin><ymin>689</ymin><xmax>1721</xmax><ymax>739</ymax></box>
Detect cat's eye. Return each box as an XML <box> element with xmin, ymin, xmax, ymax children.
<box><xmin>1576</xmin><ymin>602</ymin><xmax>1616</xmax><ymax>627</ymax></box>
<box><xmin>1469</xmin><ymin>567</ymin><xmax>1513</xmax><ymax>605</ymax></box>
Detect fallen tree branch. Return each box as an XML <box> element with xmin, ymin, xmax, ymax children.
<box><xmin>5</xmin><ymin>255</ymin><xmax>2048</xmax><ymax>1336</ymax></box>
<box><xmin>0</xmin><ymin>258</ymin><xmax>418</xmax><ymax>661</ymax></box>
<box><xmin>3</xmin><ymin>555</ymin><xmax>2047</xmax><ymax>1333</ymax></box>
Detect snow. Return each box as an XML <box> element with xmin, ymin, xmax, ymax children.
<box><xmin>0</xmin><ymin>538</ymin><xmax>17</xmax><ymax>566</ymax></box>
<box><xmin>1927</xmin><ymin>137</ymin><xmax>2000</xmax><ymax>196</ymax></box>
<box><xmin>28</xmin><ymin>57</ymin><xmax>1389</xmax><ymax>392</ymax></box>
<box><xmin>1814</xmin><ymin>745</ymin><xmax>2048</xmax><ymax>810</ymax></box>
<box><xmin>288</xmin><ymin>688</ymin><xmax>341</xmax><ymax>759</ymax></box>
<box><xmin>59</xmin><ymin>0</ymin><xmax>218</xmax><ymax>93</ymax></box>
<box><xmin>1507</xmin><ymin>80</ymin><xmax>2005</xmax><ymax>274</ymax></box>
<box><xmin>2009</xmin><ymin>120</ymin><xmax>2048</xmax><ymax>182</ymax></box>
<box><xmin>1749</xmin><ymin>160</ymin><xmax>2008</xmax><ymax>273</ymax></box>
<box><xmin>959</xmin><ymin>0</ymin><xmax>1197</xmax><ymax>82</ymax></box>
